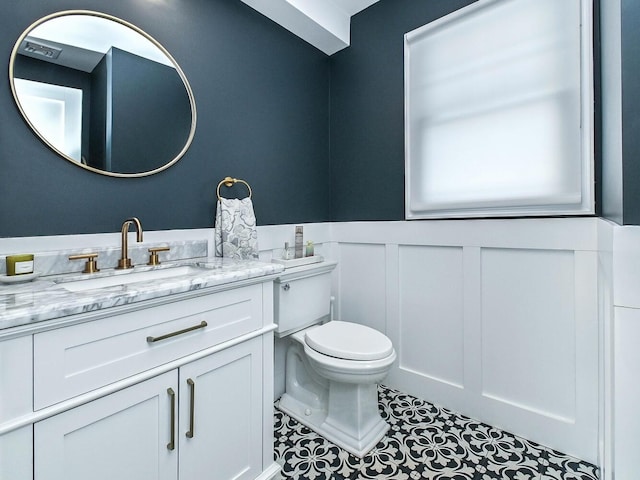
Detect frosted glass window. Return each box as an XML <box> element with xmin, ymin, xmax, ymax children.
<box><xmin>405</xmin><ymin>0</ymin><xmax>594</xmax><ymax>219</ymax></box>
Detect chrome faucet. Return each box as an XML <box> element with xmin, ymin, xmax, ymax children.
<box><xmin>117</xmin><ymin>217</ymin><xmax>143</xmax><ymax>269</ymax></box>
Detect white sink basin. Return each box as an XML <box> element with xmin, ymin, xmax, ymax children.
<box><xmin>58</xmin><ymin>265</ymin><xmax>203</xmax><ymax>292</ymax></box>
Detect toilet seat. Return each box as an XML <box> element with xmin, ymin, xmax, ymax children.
<box><xmin>304</xmin><ymin>321</ymin><xmax>394</xmax><ymax>361</ymax></box>
<box><xmin>303</xmin><ymin>342</ymin><xmax>396</xmax><ymax>378</ymax></box>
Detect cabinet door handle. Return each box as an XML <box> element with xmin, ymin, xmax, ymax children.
<box><xmin>146</xmin><ymin>321</ymin><xmax>208</xmax><ymax>343</ymax></box>
<box><xmin>186</xmin><ymin>378</ymin><xmax>195</xmax><ymax>438</ymax></box>
<box><xmin>167</xmin><ymin>387</ymin><xmax>176</xmax><ymax>451</ymax></box>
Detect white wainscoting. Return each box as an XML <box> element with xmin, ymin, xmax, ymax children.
<box><xmin>398</xmin><ymin>245</ymin><xmax>465</xmax><ymax>389</ymax></box>
<box><xmin>0</xmin><ymin>220</ymin><xmax>604</xmax><ymax>465</ymax></box>
<box><xmin>330</xmin><ymin>218</ymin><xmax>600</xmax><ymax>464</ymax></box>
<box><xmin>610</xmin><ymin>225</ymin><xmax>640</xmax><ymax>479</ymax></box>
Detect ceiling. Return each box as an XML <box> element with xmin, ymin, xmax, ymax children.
<box><xmin>17</xmin><ymin>14</ymin><xmax>175</xmax><ymax>74</ymax></box>
<box><xmin>240</xmin><ymin>0</ymin><xmax>381</xmax><ymax>55</ymax></box>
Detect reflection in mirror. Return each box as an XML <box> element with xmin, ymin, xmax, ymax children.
<box><xmin>9</xmin><ymin>10</ymin><xmax>197</xmax><ymax>177</ymax></box>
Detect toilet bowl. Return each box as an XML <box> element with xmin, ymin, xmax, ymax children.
<box><xmin>278</xmin><ymin>321</ymin><xmax>396</xmax><ymax>457</ymax></box>
<box><xmin>302</xmin><ymin>321</ymin><xmax>396</xmax><ymax>384</ymax></box>
<box><xmin>274</xmin><ymin>261</ymin><xmax>396</xmax><ymax>457</ymax></box>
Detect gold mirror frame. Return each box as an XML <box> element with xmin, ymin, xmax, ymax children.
<box><xmin>8</xmin><ymin>10</ymin><xmax>197</xmax><ymax>178</ymax></box>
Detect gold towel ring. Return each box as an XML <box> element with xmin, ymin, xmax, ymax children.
<box><xmin>216</xmin><ymin>176</ymin><xmax>252</xmax><ymax>200</ymax></box>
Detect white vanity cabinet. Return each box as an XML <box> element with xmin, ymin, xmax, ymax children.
<box><xmin>178</xmin><ymin>337</ymin><xmax>263</xmax><ymax>480</ymax></box>
<box><xmin>0</xmin><ymin>278</ymin><xmax>279</xmax><ymax>480</ymax></box>
<box><xmin>0</xmin><ymin>336</ymin><xmax>34</xmax><ymax>480</ymax></box>
<box><xmin>35</xmin><ymin>337</ymin><xmax>263</xmax><ymax>480</ymax></box>
<box><xmin>35</xmin><ymin>371</ymin><xmax>179</xmax><ymax>480</ymax></box>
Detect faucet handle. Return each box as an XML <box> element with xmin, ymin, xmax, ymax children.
<box><xmin>148</xmin><ymin>246</ymin><xmax>170</xmax><ymax>266</ymax></box>
<box><xmin>69</xmin><ymin>253</ymin><xmax>100</xmax><ymax>274</ymax></box>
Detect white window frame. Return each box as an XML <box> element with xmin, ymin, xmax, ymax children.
<box><xmin>404</xmin><ymin>0</ymin><xmax>594</xmax><ymax>219</ymax></box>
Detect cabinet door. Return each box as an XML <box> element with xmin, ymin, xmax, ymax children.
<box><xmin>179</xmin><ymin>337</ymin><xmax>262</xmax><ymax>480</ymax></box>
<box><xmin>1</xmin><ymin>426</ymin><xmax>33</xmax><ymax>480</ymax></box>
<box><xmin>35</xmin><ymin>371</ymin><xmax>178</xmax><ymax>480</ymax></box>
<box><xmin>1</xmin><ymin>336</ymin><xmax>33</xmax><ymax>479</ymax></box>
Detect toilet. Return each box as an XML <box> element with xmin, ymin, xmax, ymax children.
<box><xmin>274</xmin><ymin>260</ymin><xmax>396</xmax><ymax>457</ymax></box>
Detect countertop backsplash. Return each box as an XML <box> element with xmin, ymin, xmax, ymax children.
<box><xmin>0</xmin><ymin>239</ymin><xmax>208</xmax><ymax>277</ymax></box>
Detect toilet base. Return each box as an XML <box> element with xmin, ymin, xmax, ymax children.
<box><xmin>277</xmin><ymin>384</ymin><xmax>389</xmax><ymax>458</ymax></box>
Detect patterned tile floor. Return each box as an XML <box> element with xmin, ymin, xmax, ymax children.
<box><xmin>274</xmin><ymin>385</ymin><xmax>600</xmax><ymax>480</ymax></box>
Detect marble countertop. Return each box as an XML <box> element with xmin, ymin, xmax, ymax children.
<box><xmin>0</xmin><ymin>258</ymin><xmax>284</xmax><ymax>331</ymax></box>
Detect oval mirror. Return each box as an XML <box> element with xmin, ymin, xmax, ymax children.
<box><xmin>9</xmin><ymin>10</ymin><xmax>196</xmax><ymax>177</ymax></box>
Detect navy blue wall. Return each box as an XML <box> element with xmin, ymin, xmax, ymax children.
<box><xmin>621</xmin><ymin>0</ymin><xmax>640</xmax><ymax>225</ymax></box>
<box><xmin>0</xmin><ymin>0</ymin><xmax>626</xmax><ymax>235</ymax></box>
<box><xmin>329</xmin><ymin>0</ymin><xmax>477</xmax><ymax>222</ymax></box>
<box><xmin>89</xmin><ymin>53</ymin><xmax>109</xmax><ymax>171</ymax></box>
<box><xmin>330</xmin><ymin>0</ymin><xmax>604</xmax><ymax>222</ymax></box>
<box><xmin>0</xmin><ymin>0</ymin><xmax>330</xmax><ymax>236</ymax></box>
<box><xmin>109</xmin><ymin>48</ymin><xmax>192</xmax><ymax>174</ymax></box>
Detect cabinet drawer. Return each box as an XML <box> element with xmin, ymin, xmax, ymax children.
<box><xmin>34</xmin><ymin>284</ymin><xmax>262</xmax><ymax>410</ymax></box>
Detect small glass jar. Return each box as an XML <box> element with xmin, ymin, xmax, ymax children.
<box><xmin>305</xmin><ymin>241</ymin><xmax>314</xmax><ymax>257</ymax></box>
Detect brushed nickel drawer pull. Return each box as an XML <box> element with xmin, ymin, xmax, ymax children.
<box><xmin>186</xmin><ymin>378</ymin><xmax>195</xmax><ymax>438</ymax></box>
<box><xmin>146</xmin><ymin>321</ymin><xmax>208</xmax><ymax>343</ymax></box>
<box><xmin>167</xmin><ymin>387</ymin><xmax>176</xmax><ymax>451</ymax></box>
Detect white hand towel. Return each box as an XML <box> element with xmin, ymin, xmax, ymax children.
<box><xmin>214</xmin><ymin>197</ymin><xmax>259</xmax><ymax>259</ymax></box>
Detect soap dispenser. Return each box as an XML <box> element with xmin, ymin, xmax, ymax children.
<box><xmin>282</xmin><ymin>242</ymin><xmax>292</xmax><ymax>260</ymax></box>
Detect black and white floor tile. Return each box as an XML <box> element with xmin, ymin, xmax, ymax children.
<box><xmin>274</xmin><ymin>385</ymin><xmax>599</xmax><ymax>480</ymax></box>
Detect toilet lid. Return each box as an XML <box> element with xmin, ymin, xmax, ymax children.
<box><xmin>304</xmin><ymin>321</ymin><xmax>393</xmax><ymax>361</ymax></box>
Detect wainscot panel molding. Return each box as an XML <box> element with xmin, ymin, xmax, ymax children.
<box><xmin>612</xmin><ymin>225</ymin><xmax>640</xmax><ymax>308</ymax></box>
<box><xmin>397</xmin><ymin>245</ymin><xmax>465</xmax><ymax>388</ymax></box>
<box><xmin>1</xmin><ymin>220</ymin><xmax>607</xmax><ymax>469</ymax></box>
<box><xmin>612</xmin><ymin>306</ymin><xmax>640</xmax><ymax>479</ymax></box>
<box><xmin>596</xmin><ymin>219</ymin><xmax>614</xmax><ymax>480</ymax></box>
<box><xmin>329</xmin><ymin>218</ymin><xmax>601</xmax><ymax>464</ymax></box>
<box><xmin>609</xmin><ymin>224</ymin><xmax>640</xmax><ymax>479</ymax></box>
<box><xmin>480</xmin><ymin>248</ymin><xmax>577</xmax><ymax>422</ymax></box>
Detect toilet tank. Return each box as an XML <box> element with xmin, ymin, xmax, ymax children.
<box><xmin>274</xmin><ymin>260</ymin><xmax>337</xmax><ymax>337</ymax></box>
